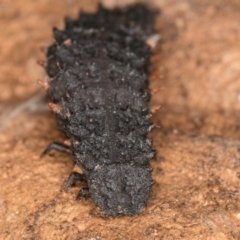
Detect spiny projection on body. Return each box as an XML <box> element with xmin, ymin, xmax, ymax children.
<box><xmin>38</xmin><ymin>3</ymin><xmax>160</xmax><ymax>216</ymax></box>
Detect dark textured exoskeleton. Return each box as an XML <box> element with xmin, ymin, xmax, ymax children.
<box><xmin>43</xmin><ymin>4</ymin><xmax>157</xmax><ymax>216</ymax></box>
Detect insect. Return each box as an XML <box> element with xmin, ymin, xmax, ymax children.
<box><xmin>39</xmin><ymin>4</ymin><xmax>158</xmax><ymax>216</ymax></box>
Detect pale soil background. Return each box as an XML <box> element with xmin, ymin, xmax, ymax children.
<box><xmin>0</xmin><ymin>0</ymin><xmax>240</xmax><ymax>239</ymax></box>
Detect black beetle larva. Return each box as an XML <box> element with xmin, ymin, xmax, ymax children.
<box><xmin>40</xmin><ymin>3</ymin><xmax>158</xmax><ymax>216</ymax></box>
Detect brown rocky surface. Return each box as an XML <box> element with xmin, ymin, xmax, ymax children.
<box><xmin>0</xmin><ymin>0</ymin><xmax>240</xmax><ymax>239</ymax></box>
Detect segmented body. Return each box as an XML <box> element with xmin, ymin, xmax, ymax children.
<box><xmin>45</xmin><ymin>4</ymin><xmax>156</xmax><ymax>216</ymax></box>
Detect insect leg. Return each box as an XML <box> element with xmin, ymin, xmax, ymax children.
<box><xmin>41</xmin><ymin>142</ymin><xmax>71</xmax><ymax>156</ymax></box>
<box><xmin>76</xmin><ymin>188</ymin><xmax>90</xmax><ymax>199</ymax></box>
<box><xmin>64</xmin><ymin>172</ymin><xmax>86</xmax><ymax>191</ymax></box>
